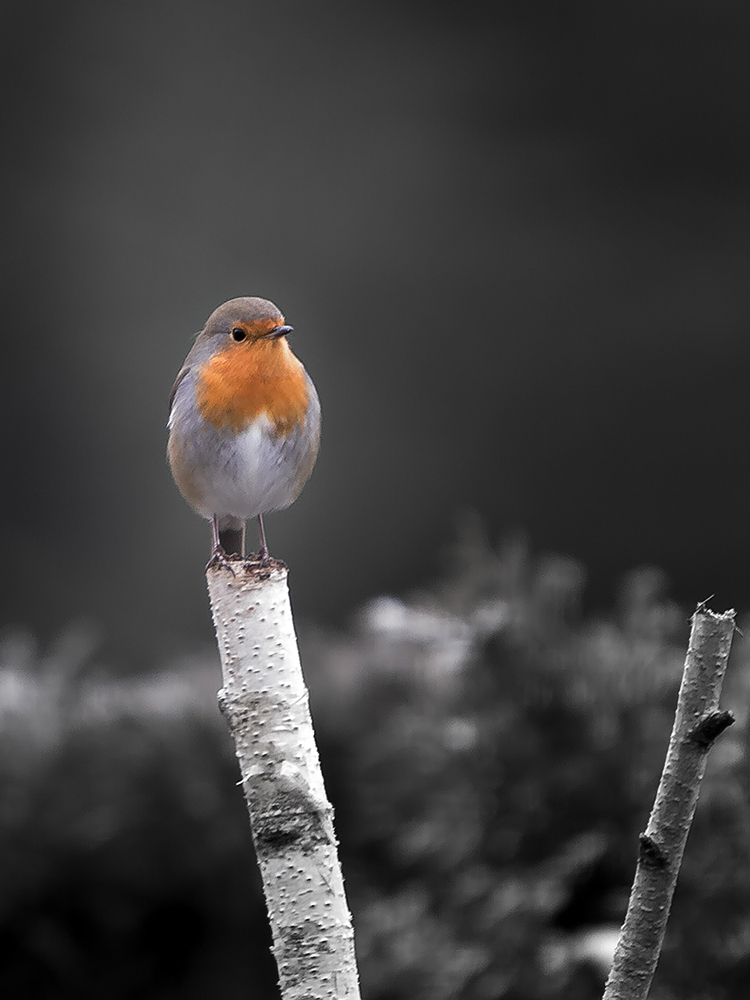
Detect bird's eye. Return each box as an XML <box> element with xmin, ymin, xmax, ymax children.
<box><xmin>231</xmin><ymin>327</ymin><xmax>247</xmax><ymax>342</ymax></box>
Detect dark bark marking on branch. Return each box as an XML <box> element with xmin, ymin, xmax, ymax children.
<box><xmin>249</xmin><ymin>784</ymin><xmax>333</xmax><ymax>855</ymax></box>
<box><xmin>254</xmin><ymin>823</ymin><xmax>304</xmax><ymax>850</ymax></box>
<box><xmin>638</xmin><ymin>832</ymin><xmax>668</xmax><ymax>869</ymax></box>
<box><xmin>688</xmin><ymin>709</ymin><xmax>735</xmax><ymax>748</ymax></box>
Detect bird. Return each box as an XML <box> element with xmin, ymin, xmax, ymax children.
<box><xmin>167</xmin><ymin>296</ymin><xmax>320</xmax><ymax>562</ymax></box>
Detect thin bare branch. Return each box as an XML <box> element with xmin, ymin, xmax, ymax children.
<box><xmin>602</xmin><ymin>605</ymin><xmax>735</xmax><ymax>1000</ymax></box>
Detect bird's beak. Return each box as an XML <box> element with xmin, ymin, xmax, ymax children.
<box><xmin>265</xmin><ymin>325</ymin><xmax>293</xmax><ymax>339</ymax></box>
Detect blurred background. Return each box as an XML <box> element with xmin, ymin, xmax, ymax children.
<box><xmin>3</xmin><ymin>1</ymin><xmax>750</xmax><ymax>997</ymax></box>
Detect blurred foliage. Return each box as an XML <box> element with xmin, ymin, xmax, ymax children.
<box><xmin>2</xmin><ymin>530</ymin><xmax>750</xmax><ymax>998</ymax></box>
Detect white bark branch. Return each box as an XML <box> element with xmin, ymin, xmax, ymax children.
<box><xmin>207</xmin><ymin>559</ymin><xmax>361</xmax><ymax>1000</ymax></box>
<box><xmin>602</xmin><ymin>603</ymin><xmax>736</xmax><ymax>1000</ymax></box>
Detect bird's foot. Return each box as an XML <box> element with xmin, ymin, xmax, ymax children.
<box><xmin>206</xmin><ymin>545</ymin><xmax>238</xmax><ymax>572</ymax></box>
<box><xmin>246</xmin><ymin>548</ymin><xmax>272</xmax><ymax>567</ymax></box>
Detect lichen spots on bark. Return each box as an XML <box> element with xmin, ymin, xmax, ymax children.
<box><xmin>196</xmin><ymin>337</ymin><xmax>310</xmax><ymax>436</ymax></box>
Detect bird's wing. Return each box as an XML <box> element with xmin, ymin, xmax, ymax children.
<box><xmin>168</xmin><ymin>366</ymin><xmax>190</xmax><ymax>416</ymax></box>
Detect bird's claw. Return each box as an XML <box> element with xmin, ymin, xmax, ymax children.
<box><xmin>245</xmin><ymin>549</ymin><xmax>271</xmax><ymax>567</ymax></box>
<box><xmin>206</xmin><ymin>546</ymin><xmax>236</xmax><ymax>572</ymax></box>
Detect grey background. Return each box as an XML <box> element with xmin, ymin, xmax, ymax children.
<box><xmin>2</xmin><ymin>1</ymin><xmax>750</xmax><ymax>665</ymax></box>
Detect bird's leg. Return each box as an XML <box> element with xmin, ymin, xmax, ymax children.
<box><xmin>206</xmin><ymin>513</ymin><xmax>229</xmax><ymax>569</ymax></box>
<box><xmin>257</xmin><ymin>514</ymin><xmax>269</xmax><ymax>563</ymax></box>
<box><xmin>211</xmin><ymin>513</ymin><xmax>222</xmax><ymax>553</ymax></box>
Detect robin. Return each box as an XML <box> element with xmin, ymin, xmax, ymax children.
<box><xmin>167</xmin><ymin>296</ymin><xmax>320</xmax><ymax>561</ymax></box>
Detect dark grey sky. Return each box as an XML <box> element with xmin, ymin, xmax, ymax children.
<box><xmin>3</xmin><ymin>1</ymin><xmax>750</xmax><ymax>664</ymax></box>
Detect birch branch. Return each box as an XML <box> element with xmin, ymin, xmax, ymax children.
<box><xmin>602</xmin><ymin>603</ymin><xmax>736</xmax><ymax>1000</ymax></box>
<box><xmin>206</xmin><ymin>559</ymin><xmax>361</xmax><ymax>1000</ymax></box>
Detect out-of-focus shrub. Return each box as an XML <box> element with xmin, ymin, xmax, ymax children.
<box><xmin>1</xmin><ymin>531</ymin><xmax>749</xmax><ymax>998</ymax></box>
<box><xmin>308</xmin><ymin>531</ymin><xmax>750</xmax><ymax>1000</ymax></box>
<box><xmin>0</xmin><ymin>631</ymin><xmax>277</xmax><ymax>999</ymax></box>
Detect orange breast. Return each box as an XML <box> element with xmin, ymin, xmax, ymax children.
<box><xmin>196</xmin><ymin>339</ymin><xmax>310</xmax><ymax>435</ymax></box>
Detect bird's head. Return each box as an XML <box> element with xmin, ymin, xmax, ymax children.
<box><xmin>201</xmin><ymin>297</ymin><xmax>293</xmax><ymax>349</ymax></box>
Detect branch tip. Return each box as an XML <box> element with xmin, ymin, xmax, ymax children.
<box><xmin>694</xmin><ymin>595</ymin><xmax>715</xmax><ymax>614</ymax></box>
<box><xmin>206</xmin><ymin>556</ymin><xmax>287</xmax><ymax>584</ymax></box>
<box><xmin>693</xmin><ymin>599</ymin><xmax>734</xmax><ymax>622</ymax></box>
